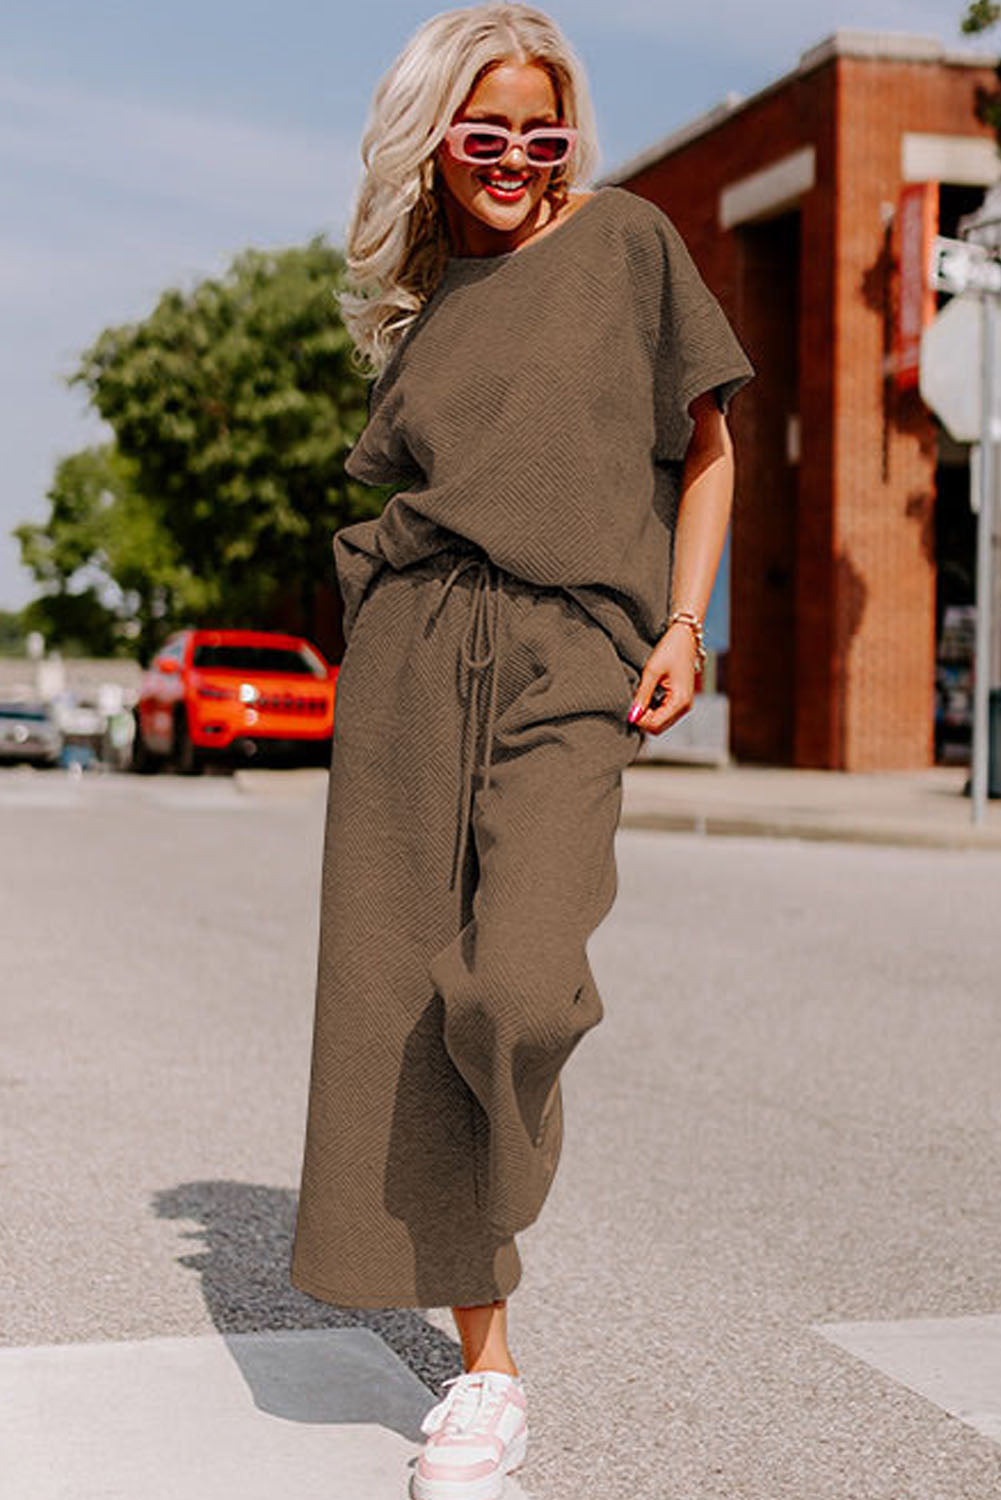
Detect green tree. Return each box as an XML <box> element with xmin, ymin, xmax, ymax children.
<box><xmin>963</xmin><ymin>2</ymin><xmax>1001</xmax><ymax>142</ymax></box>
<box><xmin>0</xmin><ymin>609</ymin><xmax>27</xmax><ymax>656</ymax></box>
<box><xmin>70</xmin><ymin>236</ymin><xmax>383</xmax><ymax>640</ymax></box>
<box><xmin>14</xmin><ymin>444</ymin><xmax>207</xmax><ymax>661</ymax></box>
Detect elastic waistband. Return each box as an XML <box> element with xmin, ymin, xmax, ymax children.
<box><xmin>398</xmin><ymin>542</ymin><xmax>492</xmax><ymax>583</ymax></box>
<box><xmin>401</xmin><ymin>545</ymin><xmax>576</xmax><ymax>607</ymax></box>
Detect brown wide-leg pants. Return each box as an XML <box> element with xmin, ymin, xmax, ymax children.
<box><xmin>289</xmin><ymin>545</ymin><xmax>644</xmax><ymax>1309</ymax></box>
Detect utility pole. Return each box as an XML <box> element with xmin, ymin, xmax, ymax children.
<box><xmin>974</xmin><ymin>289</ymin><xmax>997</xmax><ymax>820</ymax></box>
<box><xmin>961</xmin><ymin>189</ymin><xmax>1001</xmax><ymax>822</ymax></box>
<box><xmin>927</xmin><ymin>192</ymin><xmax>1001</xmax><ymax>824</ymax></box>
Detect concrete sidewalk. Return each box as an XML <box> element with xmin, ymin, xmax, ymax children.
<box><xmin>0</xmin><ymin>1330</ymin><xmax>528</xmax><ymax>1500</ymax></box>
<box><xmin>620</xmin><ymin>761</ymin><xmax>1001</xmax><ymax>850</ymax></box>
<box><xmin>230</xmin><ymin>759</ymin><xmax>1001</xmax><ymax>851</ymax></box>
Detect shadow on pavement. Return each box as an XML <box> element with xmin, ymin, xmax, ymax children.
<box><xmin>152</xmin><ymin>1180</ymin><xmax>463</xmax><ymax>1433</ymax></box>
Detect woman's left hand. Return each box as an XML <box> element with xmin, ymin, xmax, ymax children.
<box><xmin>627</xmin><ymin>624</ymin><xmax>698</xmax><ymax>734</ymax></box>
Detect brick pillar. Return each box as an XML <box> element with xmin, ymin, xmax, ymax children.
<box><xmin>831</xmin><ymin>57</ymin><xmax>942</xmax><ymax>769</ymax></box>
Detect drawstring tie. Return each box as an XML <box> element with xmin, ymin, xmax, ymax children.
<box><xmin>426</xmin><ymin>553</ymin><xmax>502</xmax><ymax>889</ymax></box>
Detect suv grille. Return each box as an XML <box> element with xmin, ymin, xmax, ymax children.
<box><xmin>256</xmin><ymin>693</ymin><xmax>327</xmax><ymax>716</ymax></box>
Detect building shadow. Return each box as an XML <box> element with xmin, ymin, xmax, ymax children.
<box><xmin>833</xmin><ymin>551</ymin><xmax>869</xmax><ymax>769</ymax></box>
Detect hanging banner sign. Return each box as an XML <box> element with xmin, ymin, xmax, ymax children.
<box><xmin>895</xmin><ymin>181</ymin><xmax>938</xmax><ymax>390</ymax></box>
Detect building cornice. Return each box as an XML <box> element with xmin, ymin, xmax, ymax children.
<box><xmin>598</xmin><ymin>29</ymin><xmax>999</xmax><ymax>186</ymax></box>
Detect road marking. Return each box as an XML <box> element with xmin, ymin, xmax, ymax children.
<box><xmin>0</xmin><ymin>1328</ymin><xmax>529</xmax><ymax>1499</ymax></box>
<box><xmin>814</xmin><ymin>1313</ymin><xmax>1001</xmax><ymax>1448</ymax></box>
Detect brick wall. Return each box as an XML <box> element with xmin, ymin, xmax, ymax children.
<box><xmin>832</xmin><ymin>56</ymin><xmax>986</xmax><ymax>768</ymax></box>
<box><xmin>619</xmin><ymin>44</ymin><xmax>998</xmax><ymax>767</ymax></box>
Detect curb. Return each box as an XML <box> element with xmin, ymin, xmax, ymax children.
<box><xmin>228</xmin><ymin>764</ymin><xmax>1001</xmax><ymax>852</ymax></box>
<box><xmin>619</xmin><ymin>808</ymin><xmax>1001</xmax><ymax>852</ymax></box>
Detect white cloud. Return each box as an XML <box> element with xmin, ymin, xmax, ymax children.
<box><xmin>0</xmin><ymin>74</ymin><xmax>359</xmax><ymax>222</ymax></box>
<box><xmin>0</xmin><ymin>75</ymin><xmax>362</xmax><ymax>607</ymax></box>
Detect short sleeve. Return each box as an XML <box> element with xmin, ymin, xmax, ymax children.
<box><xmin>342</xmin><ymin>289</ymin><xmax>452</xmax><ymax>488</ymax></box>
<box><xmin>343</xmin><ymin>377</ymin><xmax>424</xmax><ymax>488</ymax></box>
<box><xmin>648</xmin><ymin>209</ymin><xmax>756</xmax><ymax>462</ymax></box>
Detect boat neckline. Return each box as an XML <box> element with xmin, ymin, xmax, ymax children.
<box><xmin>443</xmin><ymin>185</ymin><xmax>613</xmax><ymax>271</ymax></box>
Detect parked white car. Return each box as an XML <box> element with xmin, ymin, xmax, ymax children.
<box><xmin>0</xmin><ymin>701</ymin><xmax>63</xmax><ymax>767</ymax></box>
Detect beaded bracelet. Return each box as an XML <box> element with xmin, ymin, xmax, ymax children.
<box><xmin>666</xmin><ymin>608</ymin><xmax>707</xmax><ymax>672</ymax></box>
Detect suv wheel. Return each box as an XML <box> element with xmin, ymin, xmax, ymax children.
<box><xmin>173</xmin><ymin>709</ymin><xmax>203</xmax><ymax>776</ymax></box>
<box><xmin>130</xmin><ymin>712</ymin><xmax>159</xmax><ymax>775</ymax></box>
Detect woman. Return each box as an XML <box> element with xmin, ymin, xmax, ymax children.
<box><xmin>289</xmin><ymin>5</ymin><xmax>755</xmax><ymax>1496</ymax></box>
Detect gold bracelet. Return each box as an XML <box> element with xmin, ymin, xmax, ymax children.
<box><xmin>666</xmin><ymin>609</ymin><xmax>707</xmax><ymax>671</ymax></box>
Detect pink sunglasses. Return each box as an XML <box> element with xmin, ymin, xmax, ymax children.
<box><xmin>442</xmin><ymin>120</ymin><xmax>578</xmax><ymax>168</ymax></box>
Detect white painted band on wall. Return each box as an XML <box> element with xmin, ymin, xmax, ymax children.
<box><xmin>719</xmin><ymin>145</ymin><xmax>816</xmax><ymax>230</ymax></box>
<box><xmin>901</xmin><ymin>132</ymin><xmax>1001</xmax><ymax>186</ymax></box>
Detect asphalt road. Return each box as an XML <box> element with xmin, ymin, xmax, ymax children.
<box><xmin>3</xmin><ymin>764</ymin><xmax>1001</xmax><ymax>1499</ymax></box>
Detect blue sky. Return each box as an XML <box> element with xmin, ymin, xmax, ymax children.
<box><xmin>1</xmin><ymin>0</ymin><xmax>983</xmax><ymax>635</ymax></box>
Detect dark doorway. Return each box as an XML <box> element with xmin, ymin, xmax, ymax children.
<box><xmin>930</xmin><ymin>183</ymin><xmax>983</xmax><ymax>764</ymax></box>
<box><xmin>728</xmin><ymin>208</ymin><xmax>800</xmax><ymax>763</ymax></box>
<box><xmin>934</xmin><ymin>451</ymin><xmax>975</xmax><ymax>763</ymax></box>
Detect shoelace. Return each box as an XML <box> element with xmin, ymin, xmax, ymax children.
<box><xmin>419</xmin><ymin>1370</ymin><xmax>514</xmax><ymax>1437</ymax></box>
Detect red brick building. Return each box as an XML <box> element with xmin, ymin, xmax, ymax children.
<box><xmin>603</xmin><ymin>29</ymin><xmax>999</xmax><ymax>768</ymax></box>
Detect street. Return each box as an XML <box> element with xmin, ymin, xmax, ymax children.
<box><xmin>2</xmin><ymin>765</ymin><xmax>1001</xmax><ymax>1499</ymax></box>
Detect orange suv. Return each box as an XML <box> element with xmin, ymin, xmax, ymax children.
<box><xmin>132</xmin><ymin>628</ymin><xmax>338</xmax><ymax>773</ymax></box>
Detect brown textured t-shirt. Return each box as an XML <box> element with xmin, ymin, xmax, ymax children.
<box><xmin>337</xmin><ymin>183</ymin><xmax>755</xmax><ymax>673</ymax></box>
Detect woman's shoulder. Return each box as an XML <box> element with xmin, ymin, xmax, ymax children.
<box><xmin>594</xmin><ymin>188</ymin><xmax>709</xmax><ymax>306</ymax></box>
<box><xmin>592</xmin><ymin>184</ymin><xmax>677</xmax><ymax>235</ymax></box>
<box><xmin>581</xmin><ymin>186</ymin><xmax>685</xmax><ymax>281</ymax></box>
<box><xmin>554</xmin><ymin>183</ymin><xmax>661</xmax><ymax>233</ymax></box>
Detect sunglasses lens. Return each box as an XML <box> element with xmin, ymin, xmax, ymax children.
<box><xmin>526</xmin><ymin>133</ymin><xmax>572</xmax><ymax>164</ymax></box>
<box><xmin>461</xmin><ymin>130</ymin><xmax>511</xmax><ymax>161</ymax></box>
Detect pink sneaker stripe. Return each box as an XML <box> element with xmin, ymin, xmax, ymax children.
<box><xmin>418</xmin><ymin>1456</ymin><xmax>497</xmax><ymax>1481</ymax></box>
<box><xmin>427</xmin><ymin>1434</ymin><xmax>504</xmax><ymax>1455</ymax></box>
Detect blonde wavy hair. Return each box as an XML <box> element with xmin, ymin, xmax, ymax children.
<box><xmin>338</xmin><ymin>2</ymin><xmax>601</xmax><ymax>378</ymax></box>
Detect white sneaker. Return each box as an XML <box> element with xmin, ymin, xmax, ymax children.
<box><xmin>411</xmin><ymin>1368</ymin><xmax>528</xmax><ymax>1500</ymax></box>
